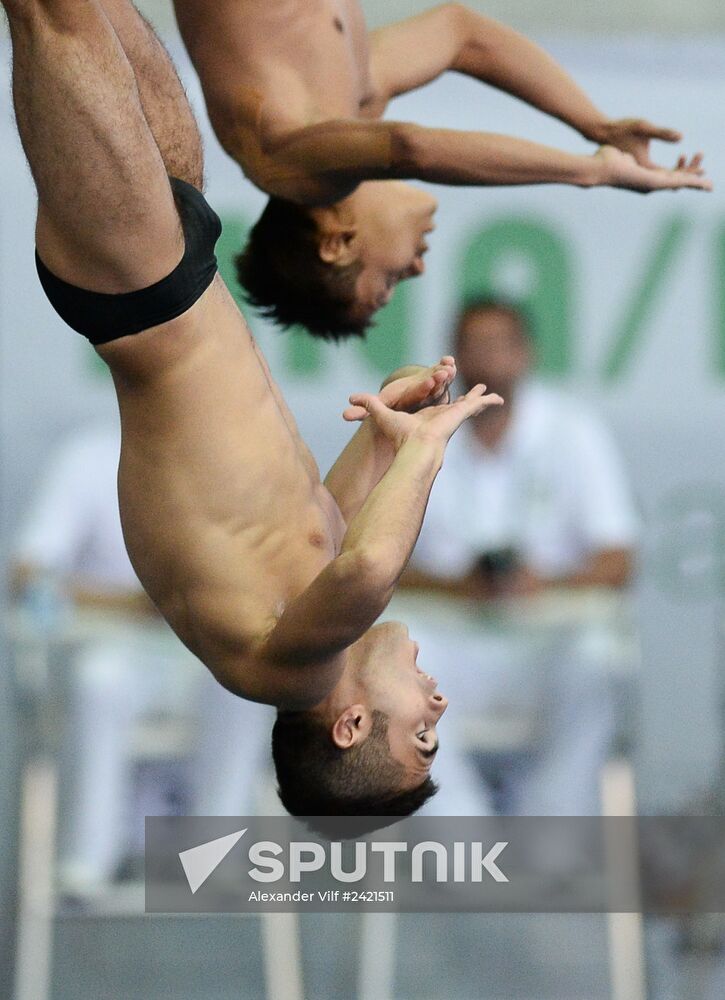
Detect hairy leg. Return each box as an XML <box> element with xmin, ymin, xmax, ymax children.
<box><xmin>98</xmin><ymin>0</ymin><xmax>204</xmax><ymax>189</ymax></box>
<box><xmin>4</xmin><ymin>0</ymin><xmax>184</xmax><ymax>292</ymax></box>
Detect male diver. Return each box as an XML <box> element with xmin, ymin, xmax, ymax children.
<box><xmin>174</xmin><ymin>0</ymin><xmax>711</xmax><ymax>337</ymax></box>
<box><xmin>2</xmin><ymin>0</ymin><xmax>503</xmax><ymax>827</ymax></box>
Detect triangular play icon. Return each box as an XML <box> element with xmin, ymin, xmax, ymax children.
<box><xmin>179</xmin><ymin>828</ymin><xmax>247</xmax><ymax>894</ymax></box>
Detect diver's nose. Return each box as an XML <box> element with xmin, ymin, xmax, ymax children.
<box><xmin>423</xmin><ymin>192</ymin><xmax>439</xmax><ymax>214</ymax></box>
<box><xmin>432</xmin><ymin>692</ymin><xmax>449</xmax><ymax>716</ymax></box>
<box><xmin>402</xmin><ymin>257</ymin><xmax>425</xmax><ymax>280</ymax></box>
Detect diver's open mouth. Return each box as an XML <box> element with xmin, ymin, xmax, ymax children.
<box><xmin>416</xmin><ymin>665</ymin><xmax>438</xmax><ymax>687</ymax></box>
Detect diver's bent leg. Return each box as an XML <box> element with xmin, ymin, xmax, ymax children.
<box><xmin>5</xmin><ymin>0</ymin><xmax>184</xmax><ymax>292</ymax></box>
<box><xmin>99</xmin><ymin>0</ymin><xmax>204</xmax><ymax>188</ymax></box>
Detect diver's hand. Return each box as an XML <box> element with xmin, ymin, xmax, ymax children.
<box><xmin>594</xmin><ymin>144</ymin><xmax>711</xmax><ymax>193</ymax></box>
<box><xmin>343</xmin><ymin>357</ymin><xmax>456</xmax><ymax>422</ymax></box>
<box><xmin>347</xmin><ymin>383</ymin><xmax>503</xmax><ymax>453</ymax></box>
<box><xmin>590</xmin><ymin>118</ymin><xmax>682</xmax><ymax>169</ymax></box>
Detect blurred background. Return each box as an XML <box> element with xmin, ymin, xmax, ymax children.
<box><xmin>2</xmin><ymin>0</ymin><xmax>725</xmax><ymax>998</ymax></box>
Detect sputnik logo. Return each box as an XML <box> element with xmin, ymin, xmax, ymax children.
<box><xmin>177</xmin><ymin>829</ymin><xmax>510</xmax><ymax>891</ymax></box>
<box><xmin>179</xmin><ymin>829</ymin><xmax>247</xmax><ymax>894</ymax></box>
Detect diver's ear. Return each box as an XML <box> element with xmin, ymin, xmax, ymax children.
<box><xmin>318</xmin><ymin>225</ymin><xmax>357</xmax><ymax>266</ymax></box>
<box><xmin>330</xmin><ymin>704</ymin><xmax>372</xmax><ymax>748</ymax></box>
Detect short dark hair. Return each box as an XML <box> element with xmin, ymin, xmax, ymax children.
<box><xmin>454</xmin><ymin>295</ymin><xmax>533</xmax><ymax>344</ymax></box>
<box><xmin>272</xmin><ymin>709</ymin><xmax>438</xmax><ymax>837</ymax></box>
<box><xmin>236</xmin><ymin>198</ymin><xmax>371</xmax><ymax>341</ymax></box>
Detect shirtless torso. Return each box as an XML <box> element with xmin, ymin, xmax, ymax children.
<box><xmin>175</xmin><ymin>0</ymin><xmax>379</xmax><ymax>202</ymax></box>
<box><xmin>100</xmin><ymin>274</ymin><xmax>346</xmax><ymax>706</ymax></box>
<box><xmin>175</xmin><ymin>0</ymin><xmax>712</xmax><ymax>205</ymax></box>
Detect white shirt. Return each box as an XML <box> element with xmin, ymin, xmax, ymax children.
<box><xmin>413</xmin><ymin>380</ymin><xmax>639</xmax><ymax>579</ymax></box>
<box><xmin>14</xmin><ymin>425</ymin><xmax>141</xmax><ymax>591</ymax></box>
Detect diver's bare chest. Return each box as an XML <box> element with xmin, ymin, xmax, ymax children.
<box><xmin>320</xmin><ymin>0</ymin><xmax>372</xmax><ymax>91</ymax></box>
<box><xmin>252</xmin><ymin>0</ymin><xmax>373</xmax><ymax>112</ymax></box>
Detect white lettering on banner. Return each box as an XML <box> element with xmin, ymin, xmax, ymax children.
<box><xmin>329</xmin><ymin>841</ymin><xmax>367</xmax><ymax>883</ymax></box>
<box><xmin>289</xmin><ymin>843</ymin><xmax>326</xmax><ymax>882</ymax></box>
<box><xmin>244</xmin><ymin>840</ymin><xmax>509</xmax><ymax>884</ymax></box>
<box><xmin>369</xmin><ymin>842</ymin><xmax>408</xmax><ymax>882</ymax></box>
<box><xmin>248</xmin><ymin>841</ymin><xmax>285</xmax><ymax>883</ymax></box>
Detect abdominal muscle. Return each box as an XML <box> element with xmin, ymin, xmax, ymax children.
<box><xmin>99</xmin><ymin>277</ymin><xmax>344</xmax><ymax>695</ymax></box>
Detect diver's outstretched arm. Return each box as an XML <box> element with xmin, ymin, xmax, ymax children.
<box><xmin>258</xmin><ymin>385</ymin><xmax>502</xmax><ymax>677</ymax></box>
<box><xmin>369</xmin><ymin>4</ymin><xmax>687</xmax><ymax>170</ymax></box>
<box><xmin>251</xmin><ymin>118</ymin><xmax>711</xmax><ymax>206</ymax></box>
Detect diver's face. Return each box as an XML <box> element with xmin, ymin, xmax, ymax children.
<box><xmin>355</xmin><ymin>621</ymin><xmax>448</xmax><ymax>787</ymax></box>
<box><xmin>349</xmin><ymin>182</ymin><xmax>438</xmax><ymax>319</ymax></box>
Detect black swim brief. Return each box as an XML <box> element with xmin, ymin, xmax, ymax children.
<box><xmin>35</xmin><ymin>177</ymin><xmax>223</xmax><ymax>345</ymax></box>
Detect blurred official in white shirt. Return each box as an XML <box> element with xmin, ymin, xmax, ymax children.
<box><xmin>399</xmin><ymin>299</ymin><xmax>639</xmax><ymax>816</ymax></box>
